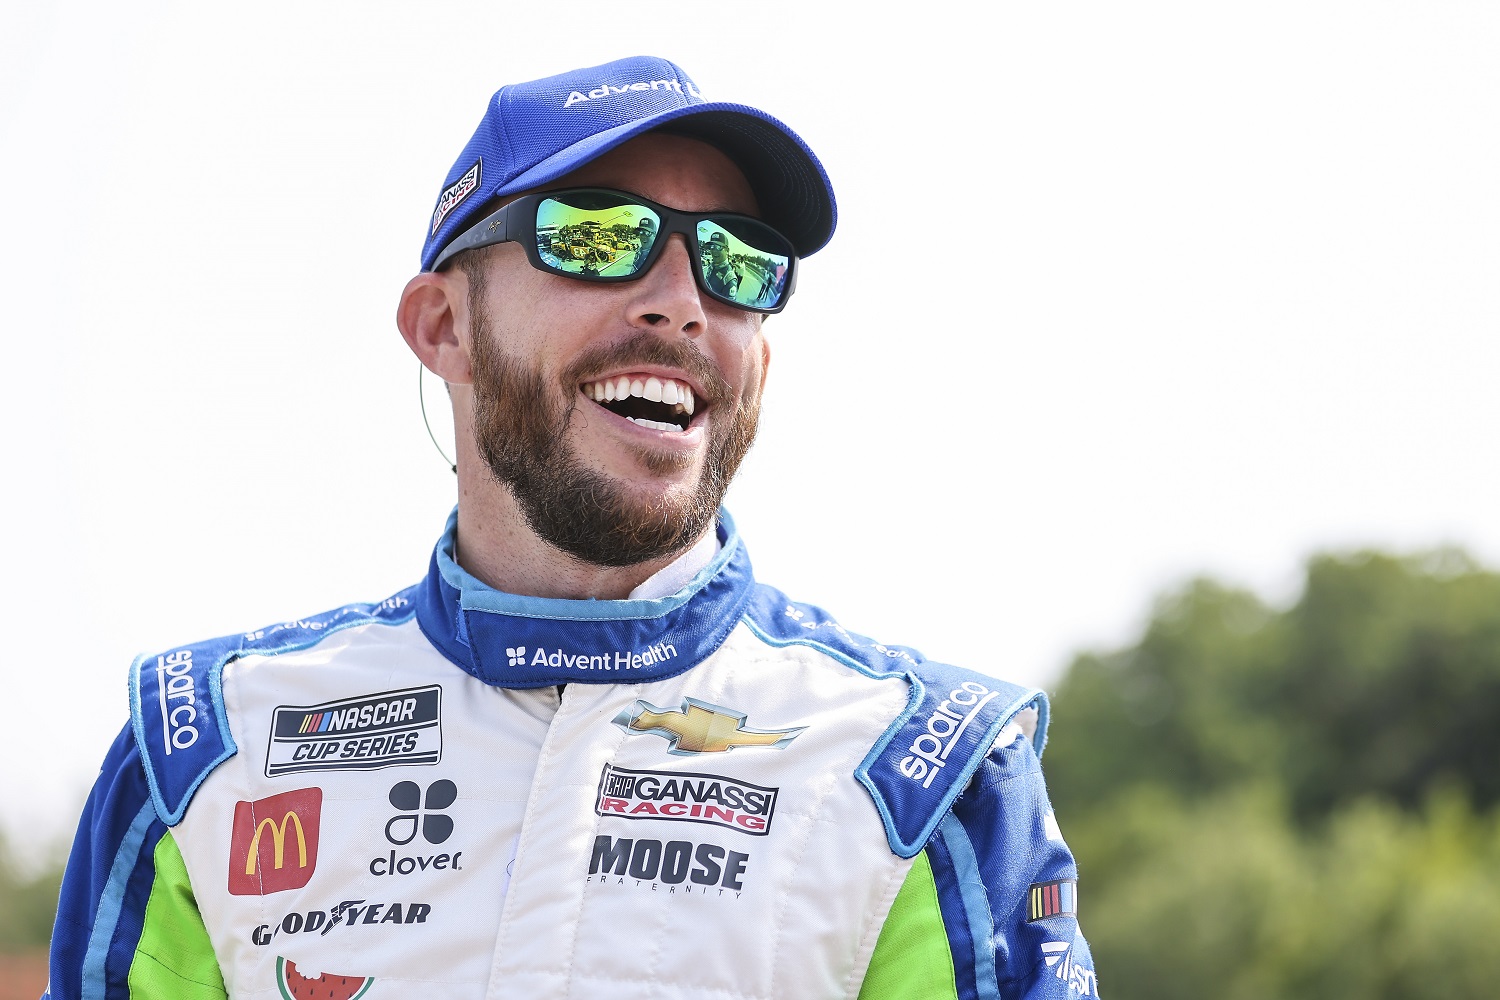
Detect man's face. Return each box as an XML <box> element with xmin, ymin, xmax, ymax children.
<box><xmin>463</xmin><ymin>133</ymin><xmax>770</xmax><ymax>568</ymax></box>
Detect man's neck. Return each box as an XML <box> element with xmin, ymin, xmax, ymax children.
<box><xmin>452</xmin><ymin>484</ymin><xmax>710</xmax><ymax>601</ymax></box>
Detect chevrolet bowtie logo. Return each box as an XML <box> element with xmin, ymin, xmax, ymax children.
<box><xmin>612</xmin><ymin>698</ymin><xmax>806</xmax><ymax>755</ymax></box>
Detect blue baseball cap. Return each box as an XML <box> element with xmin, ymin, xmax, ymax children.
<box><xmin>421</xmin><ymin>55</ymin><xmax>837</xmax><ymax>271</ymax></box>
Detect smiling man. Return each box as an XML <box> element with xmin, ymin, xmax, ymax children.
<box><xmin>47</xmin><ymin>57</ymin><xmax>1097</xmax><ymax>1000</ymax></box>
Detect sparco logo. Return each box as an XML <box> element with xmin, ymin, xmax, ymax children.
<box><xmin>265</xmin><ymin>685</ymin><xmax>442</xmax><ymax>777</ymax></box>
<box><xmin>563</xmin><ymin>78</ymin><xmax>702</xmax><ymax>109</ymax></box>
<box><xmin>897</xmin><ymin>681</ymin><xmax>999</xmax><ymax>789</ymax></box>
<box><xmin>430</xmin><ymin>160</ymin><xmax>480</xmax><ymax>236</ymax></box>
<box><xmin>595</xmin><ymin>764</ymin><xmax>778</xmax><ymax>836</ymax></box>
<box><xmin>587</xmin><ymin>836</ymin><xmax>749</xmax><ymax>896</ymax></box>
<box><xmin>250</xmin><ymin>899</ymin><xmax>432</xmax><ymax>945</ymax></box>
<box><xmin>156</xmin><ymin>650</ymin><xmax>198</xmax><ymax>754</ymax></box>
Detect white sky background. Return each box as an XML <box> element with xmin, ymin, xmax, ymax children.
<box><xmin>2</xmin><ymin>2</ymin><xmax>1498</xmax><ymax>850</ymax></box>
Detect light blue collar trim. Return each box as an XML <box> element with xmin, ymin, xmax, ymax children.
<box><xmin>434</xmin><ymin>506</ymin><xmax>740</xmax><ymax>623</ymax></box>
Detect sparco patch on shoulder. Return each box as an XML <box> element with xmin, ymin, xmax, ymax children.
<box><xmin>265</xmin><ymin>685</ymin><xmax>442</xmax><ymax>777</ymax></box>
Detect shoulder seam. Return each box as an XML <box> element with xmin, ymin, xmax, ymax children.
<box><xmin>131</xmin><ymin>600</ymin><xmax>419</xmax><ymax>825</ymax></box>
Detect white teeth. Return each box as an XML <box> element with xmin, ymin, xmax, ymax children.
<box><xmin>583</xmin><ymin>375</ymin><xmax>698</xmax><ymax>418</ymax></box>
<box><xmin>626</xmin><ymin>416</ymin><xmax>678</xmax><ymax>432</ymax></box>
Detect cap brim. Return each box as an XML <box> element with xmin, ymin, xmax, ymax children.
<box><xmin>490</xmin><ymin>101</ymin><xmax>836</xmax><ymax>259</ymax></box>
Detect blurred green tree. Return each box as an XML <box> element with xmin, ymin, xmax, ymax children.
<box><xmin>0</xmin><ymin>830</ymin><xmax>62</xmax><ymax>953</ymax></box>
<box><xmin>1043</xmin><ymin>548</ymin><xmax>1500</xmax><ymax>1000</ymax></box>
<box><xmin>1046</xmin><ymin>549</ymin><xmax>1500</xmax><ymax>824</ymax></box>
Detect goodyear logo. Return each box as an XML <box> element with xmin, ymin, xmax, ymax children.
<box><xmin>595</xmin><ymin>764</ymin><xmax>779</xmax><ymax>836</ymax></box>
<box><xmin>265</xmin><ymin>685</ymin><xmax>442</xmax><ymax>777</ymax></box>
<box><xmin>612</xmin><ymin>697</ymin><xmax>804</xmax><ymax>755</ymax></box>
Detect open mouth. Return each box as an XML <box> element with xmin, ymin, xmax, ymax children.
<box><xmin>581</xmin><ymin>374</ymin><xmax>696</xmax><ymax>432</ymax></box>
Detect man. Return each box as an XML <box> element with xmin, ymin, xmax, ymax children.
<box><xmin>47</xmin><ymin>56</ymin><xmax>1097</xmax><ymax>1000</ymax></box>
<box><xmin>701</xmin><ymin>230</ymin><xmax>740</xmax><ymax>299</ymax></box>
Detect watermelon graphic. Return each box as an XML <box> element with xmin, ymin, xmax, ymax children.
<box><xmin>276</xmin><ymin>956</ymin><xmax>374</xmax><ymax>1000</ymax></box>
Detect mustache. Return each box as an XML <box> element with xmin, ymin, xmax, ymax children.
<box><xmin>563</xmin><ymin>332</ymin><xmax>731</xmax><ymax>404</ymax></box>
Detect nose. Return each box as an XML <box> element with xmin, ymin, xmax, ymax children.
<box><xmin>627</xmin><ymin>234</ymin><xmax>708</xmax><ymax>336</ymax></box>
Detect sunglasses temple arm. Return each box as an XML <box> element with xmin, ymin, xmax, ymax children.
<box><xmin>428</xmin><ymin>202</ymin><xmax>516</xmax><ymax>272</ymax></box>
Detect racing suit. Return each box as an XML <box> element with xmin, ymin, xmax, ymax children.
<box><xmin>47</xmin><ymin>510</ymin><xmax>1098</xmax><ymax>999</ymax></box>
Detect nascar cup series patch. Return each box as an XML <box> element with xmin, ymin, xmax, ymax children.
<box><xmin>265</xmin><ymin>685</ymin><xmax>443</xmax><ymax>777</ymax></box>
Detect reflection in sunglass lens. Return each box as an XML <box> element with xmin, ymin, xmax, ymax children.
<box><xmin>535</xmin><ymin>194</ymin><xmax>661</xmax><ymax>278</ymax></box>
<box><xmin>696</xmin><ymin>219</ymin><xmax>792</xmax><ymax>309</ymax></box>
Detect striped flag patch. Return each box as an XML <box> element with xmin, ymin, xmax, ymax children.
<box><xmin>1027</xmin><ymin>879</ymin><xmax>1078</xmax><ymax>921</ymax></box>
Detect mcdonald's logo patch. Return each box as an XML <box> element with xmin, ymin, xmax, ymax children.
<box><xmin>228</xmin><ymin>788</ymin><xmax>322</xmax><ymax>895</ymax></box>
<box><xmin>1027</xmin><ymin>879</ymin><xmax>1077</xmax><ymax>922</ymax></box>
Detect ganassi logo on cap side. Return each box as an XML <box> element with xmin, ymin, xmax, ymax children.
<box><xmin>430</xmin><ymin>160</ymin><xmax>481</xmax><ymax>236</ymax></box>
<box><xmin>265</xmin><ymin>685</ymin><xmax>443</xmax><ymax>777</ymax></box>
<box><xmin>594</xmin><ymin>764</ymin><xmax>779</xmax><ymax>836</ymax></box>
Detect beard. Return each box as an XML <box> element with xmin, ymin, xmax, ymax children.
<box><xmin>468</xmin><ymin>318</ymin><xmax>761</xmax><ymax>568</ymax></box>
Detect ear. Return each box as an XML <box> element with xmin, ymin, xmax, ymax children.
<box><xmin>397</xmin><ymin>271</ymin><xmax>472</xmax><ymax>385</ymax></box>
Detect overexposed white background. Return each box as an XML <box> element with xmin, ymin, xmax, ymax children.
<box><xmin>3</xmin><ymin>2</ymin><xmax>1497</xmax><ymax>849</ymax></box>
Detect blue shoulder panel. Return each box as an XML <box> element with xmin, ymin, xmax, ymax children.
<box><xmin>129</xmin><ymin>589</ymin><xmax>418</xmax><ymax>826</ymax></box>
<box><xmin>741</xmin><ymin>585</ymin><xmax>1049</xmax><ymax>858</ymax></box>
<box><xmin>863</xmin><ymin>663</ymin><xmax>1048</xmax><ymax>858</ymax></box>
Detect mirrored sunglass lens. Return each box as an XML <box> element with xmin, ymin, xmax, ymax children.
<box><xmin>535</xmin><ymin>195</ymin><xmax>660</xmax><ymax>278</ymax></box>
<box><xmin>696</xmin><ymin>219</ymin><xmax>792</xmax><ymax>308</ymax></box>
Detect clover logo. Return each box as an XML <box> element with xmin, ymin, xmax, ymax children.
<box><xmin>507</xmin><ymin>646</ymin><xmax>527</xmax><ymax>667</ymax></box>
<box><xmin>384</xmin><ymin>779</ymin><xmax>457</xmax><ymax>845</ymax></box>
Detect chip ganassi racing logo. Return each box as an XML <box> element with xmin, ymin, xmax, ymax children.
<box><xmin>430</xmin><ymin>160</ymin><xmax>480</xmax><ymax>235</ymax></box>
<box><xmin>595</xmin><ymin>764</ymin><xmax>779</xmax><ymax>836</ymax></box>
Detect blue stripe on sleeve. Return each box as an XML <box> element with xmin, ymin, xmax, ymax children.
<box><xmin>50</xmin><ymin>724</ymin><xmax>168</xmax><ymax>1000</ymax></box>
<box><xmin>926</xmin><ymin>828</ymin><xmax>980</xmax><ymax>1000</ymax></box>
<box><xmin>938</xmin><ymin>814</ymin><xmax>1003</xmax><ymax>1000</ymax></box>
<box><xmin>81</xmin><ymin>800</ymin><xmax>155</xmax><ymax>999</ymax></box>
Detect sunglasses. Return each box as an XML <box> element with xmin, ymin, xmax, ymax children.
<box><xmin>430</xmin><ymin>188</ymin><xmax>798</xmax><ymax>313</ymax></box>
